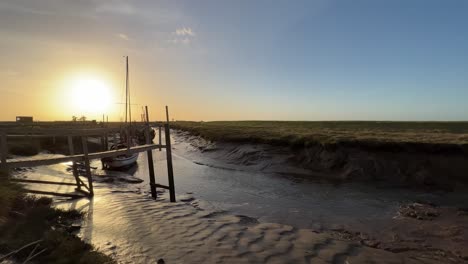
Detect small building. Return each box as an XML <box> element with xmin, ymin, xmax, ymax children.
<box><xmin>16</xmin><ymin>116</ymin><xmax>33</xmax><ymax>123</ymax></box>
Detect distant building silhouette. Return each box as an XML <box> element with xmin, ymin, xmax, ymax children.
<box><xmin>16</xmin><ymin>116</ymin><xmax>33</xmax><ymax>123</ymax></box>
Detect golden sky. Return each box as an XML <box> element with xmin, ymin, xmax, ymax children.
<box><xmin>1</xmin><ymin>1</ymin><xmax>467</xmax><ymax>121</ymax></box>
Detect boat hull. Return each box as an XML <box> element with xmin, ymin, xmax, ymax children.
<box><xmin>102</xmin><ymin>153</ymin><xmax>139</xmax><ymax>169</ymax></box>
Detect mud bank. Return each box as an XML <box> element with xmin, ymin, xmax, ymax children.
<box><xmin>173</xmin><ymin>130</ymin><xmax>468</xmax><ymax>190</ymax></box>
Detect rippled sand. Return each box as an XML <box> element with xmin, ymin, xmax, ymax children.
<box><xmin>49</xmin><ymin>188</ymin><xmax>439</xmax><ymax>264</ymax></box>
<box><xmin>11</xmin><ymin>153</ymin><xmax>463</xmax><ymax>263</ymax></box>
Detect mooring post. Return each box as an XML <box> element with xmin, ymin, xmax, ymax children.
<box><xmin>165</xmin><ymin>106</ymin><xmax>176</xmax><ymax>202</ymax></box>
<box><xmin>158</xmin><ymin>126</ymin><xmax>162</xmax><ymax>151</ymax></box>
<box><xmin>104</xmin><ymin>132</ymin><xmax>109</xmax><ymax>150</ymax></box>
<box><xmin>100</xmin><ymin>135</ymin><xmax>105</xmax><ymax>151</ymax></box>
<box><xmin>0</xmin><ymin>130</ymin><xmax>7</xmax><ymax>172</ymax></box>
<box><xmin>81</xmin><ymin>136</ymin><xmax>94</xmax><ymax>197</ymax></box>
<box><xmin>67</xmin><ymin>135</ymin><xmax>81</xmax><ymax>190</ymax></box>
<box><xmin>145</xmin><ymin>106</ymin><xmax>157</xmax><ymax>199</ymax></box>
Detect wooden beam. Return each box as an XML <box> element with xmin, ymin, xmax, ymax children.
<box><xmin>68</xmin><ymin>135</ymin><xmax>81</xmax><ymax>190</ymax></box>
<box><xmin>3</xmin><ymin>127</ymin><xmax>121</xmax><ymax>137</ymax></box>
<box><xmin>6</xmin><ymin>144</ymin><xmax>165</xmax><ymax>168</ymax></box>
<box><xmin>11</xmin><ymin>179</ymin><xmax>77</xmax><ymax>186</ymax></box>
<box><xmin>81</xmin><ymin>136</ymin><xmax>94</xmax><ymax>197</ymax></box>
<box><xmin>23</xmin><ymin>189</ymin><xmax>86</xmax><ymax>199</ymax></box>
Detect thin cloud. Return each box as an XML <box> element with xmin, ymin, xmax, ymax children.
<box><xmin>117</xmin><ymin>33</ymin><xmax>130</xmax><ymax>40</ymax></box>
<box><xmin>170</xmin><ymin>27</ymin><xmax>196</xmax><ymax>45</ymax></box>
<box><xmin>174</xmin><ymin>27</ymin><xmax>195</xmax><ymax>37</ymax></box>
<box><xmin>169</xmin><ymin>38</ymin><xmax>191</xmax><ymax>45</ymax></box>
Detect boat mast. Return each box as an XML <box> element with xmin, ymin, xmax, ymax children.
<box><xmin>125</xmin><ymin>56</ymin><xmax>129</xmax><ymax>125</ymax></box>
<box><xmin>128</xmin><ymin>57</ymin><xmax>132</xmax><ymax>126</ymax></box>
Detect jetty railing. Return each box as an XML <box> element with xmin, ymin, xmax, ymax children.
<box><xmin>0</xmin><ymin>106</ymin><xmax>176</xmax><ymax>202</ymax></box>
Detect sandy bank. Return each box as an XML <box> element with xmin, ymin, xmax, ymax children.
<box><xmin>173</xmin><ymin>130</ymin><xmax>468</xmax><ymax>190</ymax></box>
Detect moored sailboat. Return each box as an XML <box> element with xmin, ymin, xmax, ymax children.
<box><xmin>102</xmin><ymin>56</ymin><xmax>139</xmax><ymax>169</ymax></box>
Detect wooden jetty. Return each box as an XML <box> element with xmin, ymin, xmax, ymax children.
<box><xmin>0</xmin><ymin>106</ymin><xmax>176</xmax><ymax>202</ymax></box>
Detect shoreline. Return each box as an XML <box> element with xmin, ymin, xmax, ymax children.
<box><xmin>171</xmin><ymin>122</ymin><xmax>468</xmax><ymax>190</ymax></box>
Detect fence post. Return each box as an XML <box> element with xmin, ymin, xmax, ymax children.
<box><xmin>165</xmin><ymin>106</ymin><xmax>176</xmax><ymax>202</ymax></box>
<box><xmin>81</xmin><ymin>136</ymin><xmax>94</xmax><ymax>197</ymax></box>
<box><xmin>0</xmin><ymin>130</ymin><xmax>7</xmax><ymax>172</ymax></box>
<box><xmin>67</xmin><ymin>135</ymin><xmax>81</xmax><ymax>190</ymax></box>
<box><xmin>145</xmin><ymin>106</ymin><xmax>157</xmax><ymax>199</ymax></box>
<box><xmin>158</xmin><ymin>126</ymin><xmax>162</xmax><ymax>151</ymax></box>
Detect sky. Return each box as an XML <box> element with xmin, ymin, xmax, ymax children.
<box><xmin>0</xmin><ymin>0</ymin><xmax>467</xmax><ymax>121</ymax></box>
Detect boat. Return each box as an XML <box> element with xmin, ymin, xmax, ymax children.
<box><xmin>102</xmin><ymin>143</ymin><xmax>139</xmax><ymax>169</ymax></box>
<box><xmin>102</xmin><ymin>56</ymin><xmax>139</xmax><ymax>169</ymax></box>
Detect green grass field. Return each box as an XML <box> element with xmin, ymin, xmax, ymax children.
<box><xmin>172</xmin><ymin>121</ymin><xmax>468</xmax><ymax>149</ymax></box>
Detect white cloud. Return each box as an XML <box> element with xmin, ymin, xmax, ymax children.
<box><xmin>117</xmin><ymin>33</ymin><xmax>129</xmax><ymax>40</ymax></box>
<box><xmin>170</xmin><ymin>27</ymin><xmax>196</xmax><ymax>45</ymax></box>
<box><xmin>174</xmin><ymin>27</ymin><xmax>195</xmax><ymax>37</ymax></box>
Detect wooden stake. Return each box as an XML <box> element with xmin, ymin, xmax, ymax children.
<box><xmin>0</xmin><ymin>130</ymin><xmax>7</xmax><ymax>172</ymax></box>
<box><xmin>165</xmin><ymin>106</ymin><xmax>176</xmax><ymax>202</ymax></box>
<box><xmin>158</xmin><ymin>126</ymin><xmax>162</xmax><ymax>151</ymax></box>
<box><xmin>81</xmin><ymin>136</ymin><xmax>94</xmax><ymax>197</ymax></box>
<box><xmin>145</xmin><ymin>106</ymin><xmax>157</xmax><ymax>199</ymax></box>
<box><xmin>67</xmin><ymin>136</ymin><xmax>81</xmax><ymax>190</ymax></box>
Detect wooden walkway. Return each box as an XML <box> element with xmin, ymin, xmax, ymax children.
<box><xmin>1</xmin><ymin>106</ymin><xmax>176</xmax><ymax>201</ymax></box>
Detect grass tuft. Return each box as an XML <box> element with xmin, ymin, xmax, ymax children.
<box><xmin>0</xmin><ymin>172</ymin><xmax>114</xmax><ymax>263</ymax></box>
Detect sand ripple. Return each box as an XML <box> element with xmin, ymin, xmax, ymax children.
<box><xmin>69</xmin><ymin>190</ymin><xmax>442</xmax><ymax>264</ymax></box>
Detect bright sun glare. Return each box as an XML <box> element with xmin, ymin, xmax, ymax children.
<box><xmin>68</xmin><ymin>75</ymin><xmax>113</xmax><ymax>116</ymax></box>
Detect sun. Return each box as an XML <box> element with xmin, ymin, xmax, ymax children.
<box><xmin>67</xmin><ymin>75</ymin><xmax>113</xmax><ymax>116</ymax></box>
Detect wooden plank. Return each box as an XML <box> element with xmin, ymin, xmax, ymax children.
<box><xmin>11</xmin><ymin>179</ymin><xmax>77</xmax><ymax>186</ymax></box>
<box><xmin>68</xmin><ymin>135</ymin><xmax>81</xmax><ymax>190</ymax></box>
<box><xmin>24</xmin><ymin>189</ymin><xmax>86</xmax><ymax>199</ymax></box>
<box><xmin>4</xmin><ymin>127</ymin><xmax>121</xmax><ymax>137</ymax></box>
<box><xmin>74</xmin><ymin>176</ymin><xmax>90</xmax><ymax>191</ymax></box>
<box><xmin>6</xmin><ymin>144</ymin><xmax>165</xmax><ymax>168</ymax></box>
<box><xmin>7</xmin><ymin>155</ymin><xmax>84</xmax><ymax>168</ymax></box>
<box><xmin>81</xmin><ymin>136</ymin><xmax>94</xmax><ymax>197</ymax></box>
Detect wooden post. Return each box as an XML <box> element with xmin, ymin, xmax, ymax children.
<box><xmin>158</xmin><ymin>126</ymin><xmax>162</xmax><ymax>151</ymax></box>
<box><xmin>145</xmin><ymin>106</ymin><xmax>157</xmax><ymax>199</ymax></box>
<box><xmin>67</xmin><ymin>136</ymin><xmax>81</xmax><ymax>190</ymax></box>
<box><xmin>0</xmin><ymin>130</ymin><xmax>7</xmax><ymax>172</ymax></box>
<box><xmin>104</xmin><ymin>132</ymin><xmax>109</xmax><ymax>150</ymax></box>
<box><xmin>81</xmin><ymin>136</ymin><xmax>94</xmax><ymax>197</ymax></box>
<box><xmin>165</xmin><ymin>106</ymin><xmax>176</xmax><ymax>202</ymax></box>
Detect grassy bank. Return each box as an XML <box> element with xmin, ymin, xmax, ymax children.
<box><xmin>172</xmin><ymin>121</ymin><xmax>468</xmax><ymax>152</ymax></box>
<box><xmin>0</xmin><ymin>172</ymin><xmax>113</xmax><ymax>263</ymax></box>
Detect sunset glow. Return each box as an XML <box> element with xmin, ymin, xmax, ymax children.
<box><xmin>67</xmin><ymin>74</ymin><xmax>114</xmax><ymax>117</ymax></box>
